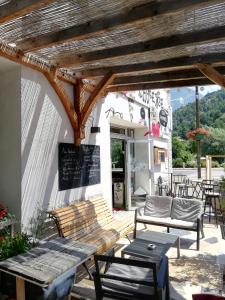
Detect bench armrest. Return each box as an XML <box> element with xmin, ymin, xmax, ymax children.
<box><xmin>135</xmin><ymin>206</ymin><xmax>145</xmax><ymax>219</ymax></box>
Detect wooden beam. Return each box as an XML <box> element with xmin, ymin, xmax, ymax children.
<box><xmin>81</xmin><ymin>73</ymin><xmax>115</xmax><ymax>127</ymax></box>
<box><xmin>45</xmin><ymin>70</ymin><xmax>78</xmax><ymax>131</ymax></box>
<box><xmin>0</xmin><ymin>0</ymin><xmax>55</xmax><ymax>24</ymax></box>
<box><xmin>107</xmin><ymin>78</ymin><xmax>212</xmax><ymax>92</ymax></box>
<box><xmin>59</xmin><ymin>25</ymin><xmax>225</xmax><ymax>67</ymax></box>
<box><xmin>0</xmin><ymin>42</ymin><xmax>76</xmax><ymax>84</ymax></box>
<box><xmin>19</xmin><ymin>0</ymin><xmax>217</xmax><ymax>52</ymax></box>
<box><xmin>74</xmin><ymin>80</ymin><xmax>84</xmax><ymax>145</ymax></box>
<box><xmin>196</xmin><ymin>63</ymin><xmax>225</xmax><ymax>88</ymax></box>
<box><xmin>112</xmin><ymin>69</ymin><xmax>208</xmax><ymax>86</ymax></box>
<box><xmin>76</xmin><ymin>52</ymin><xmax>225</xmax><ymax>78</ymax></box>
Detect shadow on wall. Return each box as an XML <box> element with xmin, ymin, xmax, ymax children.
<box><xmin>21</xmin><ymin>69</ymin><xmax>105</xmax><ymax>232</ymax></box>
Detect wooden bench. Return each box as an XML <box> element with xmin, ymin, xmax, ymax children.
<box><xmin>49</xmin><ymin>196</ymin><xmax>133</xmax><ymax>254</ymax></box>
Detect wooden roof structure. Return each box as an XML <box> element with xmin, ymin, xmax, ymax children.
<box><xmin>0</xmin><ymin>0</ymin><xmax>224</xmax><ymax>144</ymax></box>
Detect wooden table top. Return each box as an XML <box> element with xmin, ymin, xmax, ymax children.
<box><xmin>0</xmin><ymin>237</ymin><xmax>97</xmax><ymax>287</ymax></box>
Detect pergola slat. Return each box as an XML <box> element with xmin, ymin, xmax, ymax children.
<box><xmin>0</xmin><ymin>0</ymin><xmax>224</xmax><ymax>144</ymax></box>
<box><xmin>19</xmin><ymin>0</ymin><xmax>216</xmax><ymax>52</ymax></box>
<box><xmin>0</xmin><ymin>0</ymin><xmax>55</xmax><ymax>24</ymax></box>
<box><xmin>107</xmin><ymin>78</ymin><xmax>212</xmax><ymax>92</ymax></box>
<box><xmin>59</xmin><ymin>25</ymin><xmax>225</xmax><ymax>67</ymax></box>
<box><xmin>76</xmin><ymin>53</ymin><xmax>225</xmax><ymax>78</ymax></box>
<box><xmin>112</xmin><ymin>67</ymin><xmax>225</xmax><ymax>86</ymax></box>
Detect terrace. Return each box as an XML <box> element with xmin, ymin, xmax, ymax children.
<box><xmin>0</xmin><ymin>1</ymin><xmax>225</xmax><ymax>300</ymax></box>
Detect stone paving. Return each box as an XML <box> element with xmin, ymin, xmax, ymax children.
<box><xmin>72</xmin><ymin>217</ymin><xmax>225</xmax><ymax>300</ymax></box>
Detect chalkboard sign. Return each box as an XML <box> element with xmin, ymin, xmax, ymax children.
<box><xmin>58</xmin><ymin>143</ymin><xmax>100</xmax><ymax>191</ymax></box>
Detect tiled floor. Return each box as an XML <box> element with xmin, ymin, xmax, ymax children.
<box><xmin>72</xmin><ymin>217</ymin><xmax>225</xmax><ymax>300</ymax></box>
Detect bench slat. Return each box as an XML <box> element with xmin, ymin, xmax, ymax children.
<box><xmin>49</xmin><ymin>197</ymin><xmax>133</xmax><ymax>254</ymax></box>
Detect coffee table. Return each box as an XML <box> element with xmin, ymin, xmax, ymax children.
<box><xmin>121</xmin><ymin>230</ymin><xmax>180</xmax><ymax>259</ymax></box>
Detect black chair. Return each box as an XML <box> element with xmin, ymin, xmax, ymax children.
<box><xmin>157</xmin><ymin>176</ymin><xmax>168</xmax><ymax>196</ymax></box>
<box><xmin>202</xmin><ymin>182</ymin><xmax>224</xmax><ymax>225</ymax></box>
<box><xmin>93</xmin><ymin>254</ymin><xmax>169</xmax><ymax>300</ymax></box>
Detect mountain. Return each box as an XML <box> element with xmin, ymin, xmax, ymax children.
<box><xmin>173</xmin><ymin>89</ymin><xmax>225</xmax><ymax>139</ymax></box>
<box><xmin>171</xmin><ymin>87</ymin><xmax>203</xmax><ymax>111</ymax></box>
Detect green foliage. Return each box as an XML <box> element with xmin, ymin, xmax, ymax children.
<box><xmin>211</xmin><ymin>160</ymin><xmax>220</xmax><ymax>168</ymax></box>
<box><xmin>172</xmin><ymin>135</ymin><xmax>194</xmax><ymax>166</ymax></box>
<box><xmin>173</xmin><ymin>89</ymin><xmax>225</xmax><ymax>164</ymax></box>
<box><xmin>29</xmin><ymin>208</ymin><xmax>47</xmax><ymax>241</ymax></box>
<box><xmin>172</xmin><ymin>158</ymin><xmax>183</xmax><ymax>167</ymax></box>
<box><xmin>186</xmin><ymin>160</ymin><xmax>196</xmax><ymax>168</ymax></box>
<box><xmin>0</xmin><ymin>233</ymin><xmax>33</xmax><ymax>261</ymax></box>
<box><xmin>173</xmin><ymin>89</ymin><xmax>225</xmax><ymax>137</ymax></box>
<box><xmin>111</xmin><ymin>139</ymin><xmax>124</xmax><ymax>168</ymax></box>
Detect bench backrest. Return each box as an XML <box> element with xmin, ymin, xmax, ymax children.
<box><xmin>49</xmin><ymin>196</ymin><xmax>114</xmax><ymax>240</ymax></box>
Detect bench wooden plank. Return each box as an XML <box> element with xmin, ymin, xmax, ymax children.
<box><xmin>49</xmin><ymin>197</ymin><xmax>133</xmax><ymax>255</ymax></box>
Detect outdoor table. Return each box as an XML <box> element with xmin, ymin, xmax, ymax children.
<box><xmin>122</xmin><ymin>230</ymin><xmax>180</xmax><ymax>260</ymax></box>
<box><xmin>0</xmin><ymin>237</ymin><xmax>97</xmax><ymax>300</ymax></box>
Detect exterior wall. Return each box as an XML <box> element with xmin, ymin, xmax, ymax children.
<box><xmin>20</xmin><ymin>67</ymin><xmax>105</xmax><ymax>230</ymax></box>
<box><xmin>0</xmin><ymin>63</ymin><xmax>172</xmax><ymax>231</ymax></box>
<box><xmin>0</xmin><ymin>67</ymin><xmax>22</xmax><ymax>220</ymax></box>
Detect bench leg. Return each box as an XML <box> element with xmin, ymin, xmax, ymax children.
<box><xmin>197</xmin><ymin>230</ymin><xmax>200</xmax><ymax>251</ymax></box>
<box><xmin>133</xmin><ymin>221</ymin><xmax>137</xmax><ymax>239</ymax></box>
<box><xmin>177</xmin><ymin>237</ymin><xmax>180</xmax><ymax>259</ymax></box>
<box><xmin>167</xmin><ymin>227</ymin><xmax>170</xmax><ymax>233</ymax></box>
<box><xmin>125</xmin><ymin>234</ymin><xmax>132</xmax><ymax>243</ymax></box>
<box><xmin>82</xmin><ymin>262</ymin><xmax>93</xmax><ymax>280</ymax></box>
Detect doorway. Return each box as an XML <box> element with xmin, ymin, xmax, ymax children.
<box><xmin>111</xmin><ymin>137</ymin><xmax>126</xmax><ymax>210</ymax></box>
<box><xmin>126</xmin><ymin>139</ymin><xmax>153</xmax><ymax>210</ymax></box>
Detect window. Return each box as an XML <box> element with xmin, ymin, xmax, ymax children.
<box><xmin>154</xmin><ymin>147</ymin><xmax>167</xmax><ymax>164</ymax></box>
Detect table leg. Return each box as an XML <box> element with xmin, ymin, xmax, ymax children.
<box><xmin>16</xmin><ymin>277</ymin><xmax>25</xmax><ymax>300</ymax></box>
<box><xmin>176</xmin><ymin>237</ymin><xmax>180</xmax><ymax>259</ymax></box>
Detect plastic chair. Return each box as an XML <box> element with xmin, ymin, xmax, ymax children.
<box><xmin>93</xmin><ymin>254</ymin><xmax>169</xmax><ymax>300</ymax></box>
<box><xmin>192</xmin><ymin>294</ymin><xmax>225</xmax><ymax>300</ymax></box>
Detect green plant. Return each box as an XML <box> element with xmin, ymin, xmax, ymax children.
<box><xmin>211</xmin><ymin>160</ymin><xmax>220</xmax><ymax>168</ymax></box>
<box><xmin>172</xmin><ymin>158</ymin><xmax>183</xmax><ymax>167</ymax></box>
<box><xmin>0</xmin><ymin>233</ymin><xmax>33</xmax><ymax>261</ymax></box>
<box><xmin>29</xmin><ymin>208</ymin><xmax>47</xmax><ymax>241</ymax></box>
<box><xmin>186</xmin><ymin>160</ymin><xmax>196</xmax><ymax>168</ymax></box>
<box><xmin>200</xmin><ymin>160</ymin><xmax>206</xmax><ymax>168</ymax></box>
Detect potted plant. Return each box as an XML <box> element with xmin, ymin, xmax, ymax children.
<box><xmin>0</xmin><ymin>233</ymin><xmax>34</xmax><ymax>296</ymax></box>
<box><xmin>186</xmin><ymin>127</ymin><xmax>210</xmax><ymax>141</ymax></box>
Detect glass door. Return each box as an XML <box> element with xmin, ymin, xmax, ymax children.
<box><xmin>126</xmin><ymin>139</ymin><xmax>153</xmax><ymax>210</ymax></box>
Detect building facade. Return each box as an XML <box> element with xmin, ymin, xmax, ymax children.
<box><xmin>0</xmin><ymin>60</ymin><xmax>172</xmax><ymax>231</ymax></box>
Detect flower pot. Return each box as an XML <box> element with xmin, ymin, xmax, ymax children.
<box><xmin>195</xmin><ymin>133</ymin><xmax>206</xmax><ymax>140</ymax></box>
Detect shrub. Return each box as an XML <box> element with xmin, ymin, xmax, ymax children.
<box><xmin>200</xmin><ymin>160</ymin><xmax>206</xmax><ymax>168</ymax></box>
<box><xmin>186</xmin><ymin>160</ymin><xmax>196</xmax><ymax>168</ymax></box>
<box><xmin>221</xmin><ymin>162</ymin><xmax>225</xmax><ymax>170</ymax></box>
<box><xmin>212</xmin><ymin>160</ymin><xmax>220</xmax><ymax>168</ymax></box>
<box><xmin>172</xmin><ymin>158</ymin><xmax>184</xmax><ymax>167</ymax></box>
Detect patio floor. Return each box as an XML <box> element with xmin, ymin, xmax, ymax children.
<box><xmin>72</xmin><ymin>214</ymin><xmax>225</xmax><ymax>300</ymax></box>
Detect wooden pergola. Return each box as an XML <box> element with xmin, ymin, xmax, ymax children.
<box><xmin>0</xmin><ymin>0</ymin><xmax>225</xmax><ymax>144</ymax></box>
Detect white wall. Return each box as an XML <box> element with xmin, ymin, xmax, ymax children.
<box><xmin>21</xmin><ymin>67</ymin><xmax>112</xmax><ymax>230</ymax></box>
<box><xmin>0</xmin><ymin>67</ymin><xmax>21</xmax><ymax>220</ymax></box>
<box><xmin>0</xmin><ymin>63</ymin><xmax>172</xmax><ymax>231</ymax></box>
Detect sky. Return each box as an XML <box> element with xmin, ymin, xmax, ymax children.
<box><xmin>191</xmin><ymin>85</ymin><xmax>221</xmax><ymax>97</ymax></box>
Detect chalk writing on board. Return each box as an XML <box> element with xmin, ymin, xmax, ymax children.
<box><xmin>58</xmin><ymin>143</ymin><xmax>100</xmax><ymax>191</ymax></box>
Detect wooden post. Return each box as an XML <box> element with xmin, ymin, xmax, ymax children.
<box><xmin>195</xmin><ymin>86</ymin><xmax>201</xmax><ymax>179</ymax></box>
<box><xmin>205</xmin><ymin>155</ymin><xmax>209</xmax><ymax>180</ymax></box>
<box><xmin>209</xmin><ymin>156</ymin><xmax>212</xmax><ymax>180</ymax></box>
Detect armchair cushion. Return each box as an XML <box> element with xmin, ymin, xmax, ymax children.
<box><xmin>144</xmin><ymin>196</ymin><xmax>173</xmax><ymax>218</ymax></box>
<box><xmin>171</xmin><ymin>198</ymin><xmax>203</xmax><ymax>222</ymax></box>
